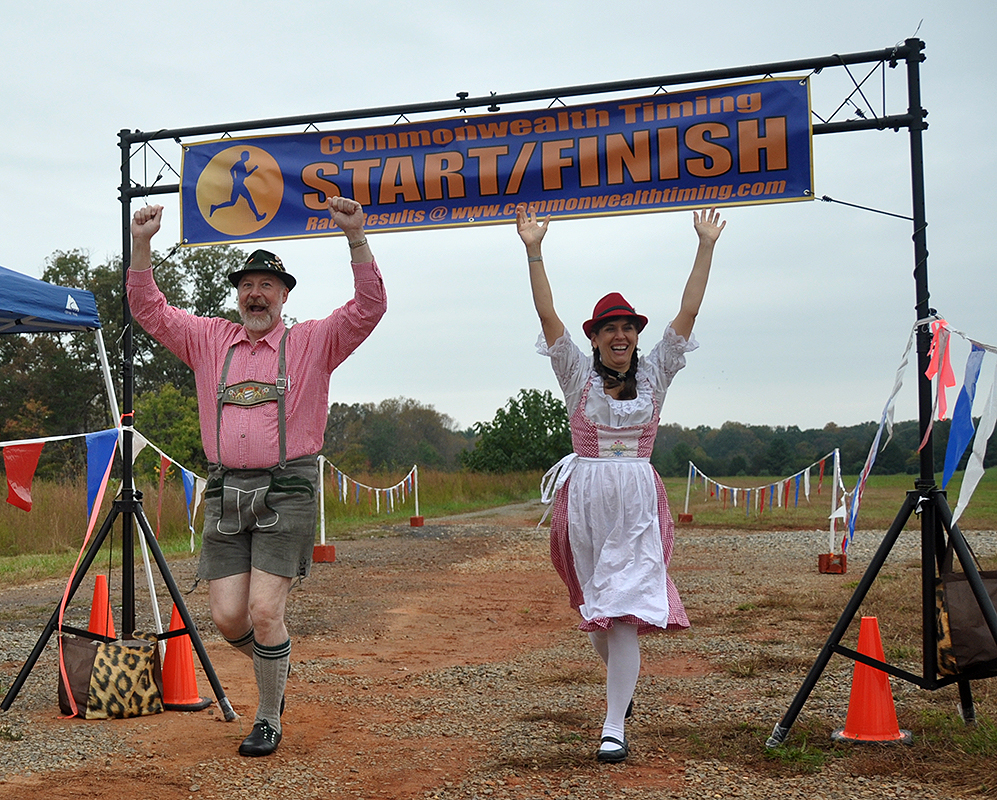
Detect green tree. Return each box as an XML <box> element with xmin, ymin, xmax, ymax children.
<box><xmin>755</xmin><ymin>438</ymin><xmax>793</xmax><ymax>475</ymax></box>
<box><xmin>133</xmin><ymin>383</ymin><xmax>205</xmax><ymax>477</ymax></box>
<box><xmin>0</xmin><ymin>246</ymin><xmax>243</xmax><ymax>477</ymax></box>
<box><xmin>727</xmin><ymin>454</ymin><xmax>749</xmax><ymax>476</ymax></box>
<box><xmin>322</xmin><ymin>398</ymin><xmax>470</xmax><ymax>473</ymax></box>
<box><xmin>461</xmin><ymin>389</ymin><xmax>571</xmax><ymax>473</ymax></box>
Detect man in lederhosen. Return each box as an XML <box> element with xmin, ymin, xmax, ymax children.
<box><xmin>127</xmin><ymin>196</ymin><xmax>386</xmax><ymax>756</ymax></box>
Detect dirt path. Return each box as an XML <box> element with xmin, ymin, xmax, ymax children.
<box><xmin>0</xmin><ymin>504</ymin><xmax>991</xmax><ymax>799</ymax></box>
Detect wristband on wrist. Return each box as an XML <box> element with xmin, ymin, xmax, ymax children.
<box><xmin>348</xmin><ymin>237</ymin><xmax>368</xmax><ymax>249</ymax></box>
<box><xmin>528</xmin><ymin>255</ymin><xmax>543</xmax><ymax>263</ymax></box>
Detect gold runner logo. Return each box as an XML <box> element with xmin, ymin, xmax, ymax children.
<box><xmin>195</xmin><ymin>146</ymin><xmax>283</xmax><ymax>236</ymax></box>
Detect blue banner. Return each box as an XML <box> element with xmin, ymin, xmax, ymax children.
<box><xmin>181</xmin><ymin>78</ymin><xmax>812</xmax><ymax>246</ymax></box>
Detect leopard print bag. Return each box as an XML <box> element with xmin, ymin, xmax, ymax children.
<box><xmin>58</xmin><ymin>631</ymin><xmax>164</xmax><ymax>719</ymax></box>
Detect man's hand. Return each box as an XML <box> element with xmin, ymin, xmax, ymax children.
<box><xmin>327</xmin><ymin>196</ymin><xmax>366</xmax><ymax>238</ymax></box>
<box><xmin>131</xmin><ymin>204</ymin><xmax>164</xmax><ymax>242</ymax></box>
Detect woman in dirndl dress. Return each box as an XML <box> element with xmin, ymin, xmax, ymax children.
<box><xmin>515</xmin><ymin>202</ymin><xmax>726</xmax><ymax>763</ymax></box>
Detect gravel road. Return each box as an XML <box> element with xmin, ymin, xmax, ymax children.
<box><xmin>1</xmin><ymin>503</ymin><xmax>994</xmax><ymax>799</ymax></box>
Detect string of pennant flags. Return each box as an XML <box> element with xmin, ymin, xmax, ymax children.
<box><xmin>683</xmin><ymin>449</ymin><xmax>850</xmax><ymax>554</ymax></box>
<box><xmin>321</xmin><ymin>456</ymin><xmax>417</xmax><ymax>515</ymax></box>
<box><xmin>315</xmin><ymin>457</ymin><xmax>421</xmax><ymax>550</ymax></box>
<box><xmin>842</xmin><ymin>316</ymin><xmax>997</xmax><ymax>553</ymax></box>
<box><xmin>2</xmin><ymin>427</ymin><xmax>210</xmax><ymax>551</ymax></box>
<box><xmin>6</xmin><ymin>314</ymin><xmax>993</xmax><ymax>557</ymax></box>
<box><xmin>2</xmin><ymin>430</ymin><xmax>421</xmax><ymax>550</ymax></box>
<box><xmin>684</xmin><ymin>450</ymin><xmax>841</xmax><ymax>514</ymax></box>
<box><xmin>681</xmin><ymin>316</ymin><xmax>997</xmax><ymax>556</ymax></box>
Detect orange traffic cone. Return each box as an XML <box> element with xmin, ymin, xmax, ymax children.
<box><xmin>832</xmin><ymin>616</ymin><xmax>913</xmax><ymax>743</ymax></box>
<box><xmin>161</xmin><ymin>604</ymin><xmax>212</xmax><ymax>711</ymax></box>
<box><xmin>87</xmin><ymin>574</ymin><xmax>116</xmax><ymax>640</ymax></box>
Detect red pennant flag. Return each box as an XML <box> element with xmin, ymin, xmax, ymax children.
<box><xmin>4</xmin><ymin>442</ymin><xmax>45</xmax><ymax>511</ymax></box>
<box><xmin>925</xmin><ymin>319</ymin><xmax>956</xmax><ymax>420</ymax></box>
<box><xmin>818</xmin><ymin>459</ymin><xmax>826</xmax><ymax>494</ymax></box>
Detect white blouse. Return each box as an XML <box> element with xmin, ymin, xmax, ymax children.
<box><xmin>536</xmin><ymin>326</ymin><xmax>698</xmax><ymax>426</ymax></box>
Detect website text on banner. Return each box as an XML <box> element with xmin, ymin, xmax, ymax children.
<box><xmin>180</xmin><ymin>79</ymin><xmax>813</xmax><ymax>247</ymax></box>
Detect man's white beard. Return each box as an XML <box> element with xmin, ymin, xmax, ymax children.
<box><xmin>240</xmin><ymin>308</ymin><xmax>276</xmax><ymax>332</ymax></box>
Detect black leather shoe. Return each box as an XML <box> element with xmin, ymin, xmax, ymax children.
<box><xmin>597</xmin><ymin>735</ymin><xmax>629</xmax><ymax>763</ymax></box>
<box><xmin>238</xmin><ymin>720</ymin><xmax>282</xmax><ymax>757</ymax></box>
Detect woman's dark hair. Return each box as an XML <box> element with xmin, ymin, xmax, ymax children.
<box><xmin>591</xmin><ymin>317</ymin><xmax>640</xmax><ymax>400</ymax></box>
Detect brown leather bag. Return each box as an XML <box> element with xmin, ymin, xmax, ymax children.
<box><xmin>935</xmin><ymin>541</ymin><xmax>997</xmax><ymax>676</ymax></box>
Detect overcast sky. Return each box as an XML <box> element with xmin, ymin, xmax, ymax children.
<box><xmin>2</xmin><ymin>2</ymin><xmax>993</xmax><ymax>434</ymax></box>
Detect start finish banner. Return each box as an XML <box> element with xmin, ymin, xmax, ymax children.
<box><xmin>180</xmin><ymin>77</ymin><xmax>812</xmax><ymax>246</ymax></box>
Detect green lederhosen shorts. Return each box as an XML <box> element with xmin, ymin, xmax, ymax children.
<box><xmin>197</xmin><ymin>455</ymin><xmax>319</xmax><ymax>581</ymax></box>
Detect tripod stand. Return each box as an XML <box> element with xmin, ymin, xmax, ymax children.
<box><xmin>766</xmin><ymin>40</ymin><xmax>997</xmax><ymax>748</ymax></box>
<box><xmin>1</xmin><ymin>485</ymin><xmax>235</xmax><ymax>721</ymax></box>
<box><xmin>1</xmin><ymin>144</ymin><xmax>235</xmax><ymax>721</ymax></box>
<box><xmin>765</xmin><ymin>483</ymin><xmax>997</xmax><ymax>747</ymax></box>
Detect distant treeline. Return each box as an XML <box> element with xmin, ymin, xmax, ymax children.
<box><xmin>2</xmin><ymin>238</ymin><xmax>990</xmax><ymax>485</ymax></box>
<box><xmin>649</xmin><ymin>418</ymin><xmax>995</xmax><ymax>478</ymax></box>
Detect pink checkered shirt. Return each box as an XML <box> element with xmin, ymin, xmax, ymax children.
<box><xmin>127</xmin><ymin>260</ymin><xmax>386</xmax><ymax>469</ymax></box>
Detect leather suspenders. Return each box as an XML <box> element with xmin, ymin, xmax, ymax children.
<box><xmin>216</xmin><ymin>329</ymin><xmax>290</xmax><ymax>469</ymax></box>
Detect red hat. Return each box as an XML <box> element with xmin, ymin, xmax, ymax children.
<box><xmin>582</xmin><ymin>292</ymin><xmax>648</xmax><ymax>338</ymax></box>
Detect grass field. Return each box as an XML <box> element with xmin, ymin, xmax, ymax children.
<box><xmin>1</xmin><ymin>467</ymin><xmax>995</xmax><ymax>585</ymax></box>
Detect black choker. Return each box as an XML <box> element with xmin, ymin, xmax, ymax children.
<box><xmin>607</xmin><ymin>369</ymin><xmax>628</xmax><ymax>381</ymax></box>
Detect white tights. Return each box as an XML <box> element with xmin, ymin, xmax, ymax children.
<box><xmin>589</xmin><ymin>622</ymin><xmax>640</xmax><ymax>742</ymax></box>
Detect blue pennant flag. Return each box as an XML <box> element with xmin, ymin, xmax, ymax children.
<box><xmin>85</xmin><ymin>429</ymin><xmax>118</xmax><ymax>516</ymax></box>
<box><xmin>182</xmin><ymin>467</ymin><xmax>195</xmax><ymax>508</ymax></box>
<box><xmin>943</xmin><ymin>344</ymin><xmax>986</xmax><ymax>488</ymax></box>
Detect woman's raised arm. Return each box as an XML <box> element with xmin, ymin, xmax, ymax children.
<box><xmin>670</xmin><ymin>207</ymin><xmax>726</xmax><ymax>341</ymax></box>
<box><xmin>516</xmin><ymin>203</ymin><xmax>564</xmax><ymax>346</ymax></box>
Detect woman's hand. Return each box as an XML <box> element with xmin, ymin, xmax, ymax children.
<box><xmin>693</xmin><ymin>206</ymin><xmax>726</xmax><ymax>245</ymax></box>
<box><xmin>515</xmin><ymin>202</ymin><xmax>550</xmax><ymax>249</ymax></box>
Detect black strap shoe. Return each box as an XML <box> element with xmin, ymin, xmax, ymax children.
<box><xmin>597</xmin><ymin>735</ymin><xmax>629</xmax><ymax>763</ymax></box>
<box><xmin>238</xmin><ymin>720</ymin><xmax>282</xmax><ymax>757</ymax></box>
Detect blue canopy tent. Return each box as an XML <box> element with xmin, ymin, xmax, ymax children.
<box><xmin>0</xmin><ymin>264</ymin><xmax>118</xmax><ymax>424</ymax></box>
<box><xmin>0</xmin><ymin>263</ymin><xmax>101</xmax><ymax>333</ymax></box>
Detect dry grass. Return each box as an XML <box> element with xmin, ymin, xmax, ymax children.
<box><xmin>0</xmin><ymin>469</ymin><xmax>545</xmax><ymax>582</ymax></box>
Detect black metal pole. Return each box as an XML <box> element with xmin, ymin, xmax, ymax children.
<box><xmin>905</xmin><ymin>38</ymin><xmax>932</xmax><ymax>480</ymax></box>
<box><xmin>119</xmin><ymin>43</ymin><xmax>923</xmax><ymax>147</ymax></box>
<box><xmin>900</xmin><ymin>39</ymin><xmax>948</xmax><ymax>690</ymax></box>
<box><xmin>119</xmin><ymin>130</ymin><xmax>137</xmax><ymax>635</ymax></box>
